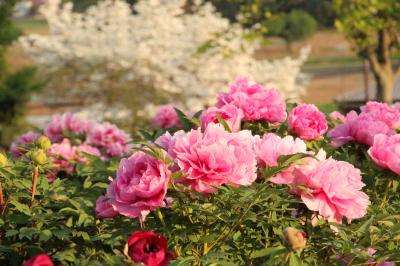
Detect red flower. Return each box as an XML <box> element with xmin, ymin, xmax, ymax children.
<box><xmin>24</xmin><ymin>254</ymin><xmax>54</xmax><ymax>266</ymax></box>
<box><xmin>127</xmin><ymin>230</ymin><xmax>176</xmax><ymax>266</ymax></box>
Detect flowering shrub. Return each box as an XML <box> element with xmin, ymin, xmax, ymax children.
<box><xmin>19</xmin><ymin>0</ymin><xmax>309</xmax><ymax>121</ymax></box>
<box><xmin>2</xmin><ymin>79</ymin><xmax>400</xmax><ymax>265</ymax></box>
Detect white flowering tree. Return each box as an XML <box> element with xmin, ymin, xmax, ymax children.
<box><xmin>20</xmin><ymin>0</ymin><xmax>310</xmax><ymax>119</ymax></box>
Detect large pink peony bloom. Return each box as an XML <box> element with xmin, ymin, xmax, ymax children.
<box><xmin>95</xmin><ymin>195</ymin><xmax>118</xmax><ymax>219</ymax></box>
<box><xmin>368</xmin><ymin>134</ymin><xmax>400</xmax><ymax>175</ymax></box>
<box><xmin>254</xmin><ymin>133</ymin><xmax>307</xmax><ymax>167</ymax></box>
<box><xmin>360</xmin><ymin>101</ymin><xmax>400</xmax><ymax>129</ymax></box>
<box><xmin>327</xmin><ymin>111</ymin><xmax>393</xmax><ymax>147</ymax></box>
<box><xmin>199</xmin><ymin>104</ymin><xmax>244</xmax><ymax>132</ymax></box>
<box><xmin>44</xmin><ymin>113</ymin><xmax>92</xmax><ymax>143</ymax></box>
<box><xmin>288</xmin><ymin>104</ymin><xmax>328</xmax><ymax>140</ymax></box>
<box><xmin>216</xmin><ymin>77</ymin><xmax>287</xmax><ymax>124</ymax></box>
<box><xmin>152</xmin><ymin>104</ymin><xmax>181</xmax><ymax>129</ymax></box>
<box><xmin>48</xmin><ymin>138</ymin><xmax>77</xmax><ymax>175</ymax></box>
<box><xmin>87</xmin><ymin>122</ymin><xmax>132</xmax><ymax>158</ymax></box>
<box><xmin>272</xmin><ymin>155</ymin><xmax>370</xmax><ymax>223</ymax></box>
<box><xmin>10</xmin><ymin>131</ymin><xmax>40</xmax><ymax>157</ymax></box>
<box><xmin>107</xmin><ymin>152</ymin><xmax>170</xmax><ymax>221</ymax></box>
<box><xmin>173</xmin><ymin>123</ymin><xmax>257</xmax><ymax>194</ymax></box>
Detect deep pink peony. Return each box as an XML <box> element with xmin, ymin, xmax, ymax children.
<box><xmin>199</xmin><ymin>104</ymin><xmax>244</xmax><ymax>132</ymax></box>
<box><xmin>152</xmin><ymin>104</ymin><xmax>181</xmax><ymax>129</ymax></box>
<box><xmin>360</xmin><ymin>101</ymin><xmax>400</xmax><ymax>129</ymax></box>
<box><xmin>95</xmin><ymin>195</ymin><xmax>118</xmax><ymax>219</ymax></box>
<box><xmin>327</xmin><ymin>111</ymin><xmax>393</xmax><ymax>147</ymax></box>
<box><xmin>106</xmin><ymin>151</ymin><xmax>170</xmax><ymax>221</ymax></box>
<box><xmin>288</xmin><ymin>104</ymin><xmax>328</xmax><ymax>140</ymax></box>
<box><xmin>24</xmin><ymin>254</ymin><xmax>54</xmax><ymax>266</ymax></box>
<box><xmin>44</xmin><ymin>113</ymin><xmax>92</xmax><ymax>143</ymax></box>
<box><xmin>10</xmin><ymin>131</ymin><xmax>40</xmax><ymax>157</ymax></box>
<box><xmin>87</xmin><ymin>122</ymin><xmax>132</xmax><ymax>158</ymax></box>
<box><xmin>173</xmin><ymin>123</ymin><xmax>257</xmax><ymax>194</ymax></box>
<box><xmin>216</xmin><ymin>77</ymin><xmax>287</xmax><ymax>124</ymax></box>
<box><xmin>272</xmin><ymin>156</ymin><xmax>370</xmax><ymax>223</ymax></box>
<box><xmin>368</xmin><ymin>134</ymin><xmax>400</xmax><ymax>175</ymax></box>
<box><xmin>254</xmin><ymin>133</ymin><xmax>307</xmax><ymax>167</ymax></box>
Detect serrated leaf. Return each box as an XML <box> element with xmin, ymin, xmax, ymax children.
<box><xmin>9</xmin><ymin>200</ymin><xmax>31</xmax><ymax>216</ymax></box>
<box><xmin>216</xmin><ymin>114</ymin><xmax>232</xmax><ymax>132</ymax></box>
<box><xmin>250</xmin><ymin>246</ymin><xmax>286</xmax><ymax>259</ymax></box>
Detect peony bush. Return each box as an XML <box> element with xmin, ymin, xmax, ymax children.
<box><xmin>1</xmin><ymin>77</ymin><xmax>400</xmax><ymax>265</ymax></box>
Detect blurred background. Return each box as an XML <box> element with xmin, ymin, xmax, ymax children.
<box><xmin>1</xmin><ymin>0</ymin><xmax>400</xmax><ymax>146</ymax></box>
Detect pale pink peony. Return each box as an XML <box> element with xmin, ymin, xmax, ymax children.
<box><xmin>216</xmin><ymin>77</ymin><xmax>287</xmax><ymax>124</ymax></box>
<box><xmin>360</xmin><ymin>101</ymin><xmax>400</xmax><ymax>129</ymax></box>
<box><xmin>288</xmin><ymin>104</ymin><xmax>328</xmax><ymax>140</ymax></box>
<box><xmin>368</xmin><ymin>134</ymin><xmax>400</xmax><ymax>175</ymax></box>
<box><xmin>173</xmin><ymin>123</ymin><xmax>257</xmax><ymax>194</ymax></box>
<box><xmin>254</xmin><ymin>133</ymin><xmax>307</xmax><ymax>167</ymax></box>
<box><xmin>95</xmin><ymin>195</ymin><xmax>118</xmax><ymax>219</ymax></box>
<box><xmin>152</xmin><ymin>104</ymin><xmax>181</xmax><ymax>129</ymax></box>
<box><xmin>87</xmin><ymin>122</ymin><xmax>132</xmax><ymax>158</ymax></box>
<box><xmin>273</xmin><ymin>156</ymin><xmax>370</xmax><ymax>223</ymax></box>
<box><xmin>44</xmin><ymin>113</ymin><xmax>92</xmax><ymax>143</ymax></box>
<box><xmin>10</xmin><ymin>131</ymin><xmax>40</xmax><ymax>157</ymax></box>
<box><xmin>329</xmin><ymin>111</ymin><xmax>346</xmax><ymax>123</ymax></box>
<box><xmin>106</xmin><ymin>151</ymin><xmax>170</xmax><ymax>221</ymax></box>
<box><xmin>199</xmin><ymin>104</ymin><xmax>244</xmax><ymax>132</ymax></box>
<box><xmin>327</xmin><ymin>111</ymin><xmax>393</xmax><ymax>147</ymax></box>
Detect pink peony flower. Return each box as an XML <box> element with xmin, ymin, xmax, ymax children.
<box><xmin>216</xmin><ymin>77</ymin><xmax>287</xmax><ymax>124</ymax></box>
<box><xmin>154</xmin><ymin>130</ymin><xmax>186</xmax><ymax>161</ymax></box>
<box><xmin>87</xmin><ymin>122</ymin><xmax>132</xmax><ymax>158</ymax></box>
<box><xmin>327</xmin><ymin>111</ymin><xmax>393</xmax><ymax>147</ymax></box>
<box><xmin>368</xmin><ymin>134</ymin><xmax>400</xmax><ymax>175</ymax></box>
<box><xmin>199</xmin><ymin>104</ymin><xmax>244</xmax><ymax>132</ymax></box>
<box><xmin>106</xmin><ymin>152</ymin><xmax>170</xmax><ymax>221</ymax></box>
<box><xmin>288</xmin><ymin>104</ymin><xmax>328</xmax><ymax>140</ymax></box>
<box><xmin>254</xmin><ymin>133</ymin><xmax>307</xmax><ymax>167</ymax></box>
<box><xmin>360</xmin><ymin>101</ymin><xmax>400</xmax><ymax>129</ymax></box>
<box><xmin>173</xmin><ymin>123</ymin><xmax>257</xmax><ymax>194</ymax></box>
<box><xmin>10</xmin><ymin>131</ymin><xmax>40</xmax><ymax>157</ymax></box>
<box><xmin>75</xmin><ymin>143</ymin><xmax>101</xmax><ymax>162</ymax></box>
<box><xmin>152</xmin><ymin>104</ymin><xmax>181</xmax><ymax>129</ymax></box>
<box><xmin>44</xmin><ymin>113</ymin><xmax>92</xmax><ymax>143</ymax></box>
<box><xmin>48</xmin><ymin>138</ymin><xmax>76</xmax><ymax>175</ymax></box>
<box><xmin>95</xmin><ymin>195</ymin><xmax>118</xmax><ymax>219</ymax></box>
<box><xmin>273</xmin><ymin>156</ymin><xmax>370</xmax><ymax>223</ymax></box>
<box><xmin>24</xmin><ymin>254</ymin><xmax>54</xmax><ymax>266</ymax></box>
<box><xmin>329</xmin><ymin>111</ymin><xmax>346</xmax><ymax>123</ymax></box>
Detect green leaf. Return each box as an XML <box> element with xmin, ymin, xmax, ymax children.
<box><xmin>9</xmin><ymin>200</ymin><xmax>31</xmax><ymax>216</ymax></box>
<box><xmin>289</xmin><ymin>252</ymin><xmax>302</xmax><ymax>266</ymax></box>
<box><xmin>39</xmin><ymin>229</ymin><xmax>53</xmax><ymax>242</ymax></box>
<box><xmin>278</xmin><ymin>153</ymin><xmax>314</xmax><ymax>167</ymax></box>
<box><xmin>216</xmin><ymin>114</ymin><xmax>232</xmax><ymax>132</ymax></box>
<box><xmin>169</xmin><ymin>256</ymin><xmax>195</xmax><ymax>266</ymax></box>
<box><xmin>174</xmin><ymin>108</ymin><xmax>194</xmax><ymax>129</ymax></box>
<box><xmin>250</xmin><ymin>246</ymin><xmax>286</xmax><ymax>259</ymax></box>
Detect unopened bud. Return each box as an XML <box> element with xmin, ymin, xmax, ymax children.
<box><xmin>31</xmin><ymin>149</ymin><xmax>47</xmax><ymax>165</ymax></box>
<box><xmin>0</xmin><ymin>153</ymin><xmax>8</xmax><ymax>167</ymax></box>
<box><xmin>37</xmin><ymin>136</ymin><xmax>52</xmax><ymax>150</ymax></box>
<box><xmin>283</xmin><ymin>227</ymin><xmax>306</xmax><ymax>254</ymax></box>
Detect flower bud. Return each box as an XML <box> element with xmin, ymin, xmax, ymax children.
<box><xmin>31</xmin><ymin>149</ymin><xmax>47</xmax><ymax>165</ymax></box>
<box><xmin>0</xmin><ymin>153</ymin><xmax>8</xmax><ymax>167</ymax></box>
<box><xmin>37</xmin><ymin>136</ymin><xmax>52</xmax><ymax>150</ymax></box>
<box><xmin>283</xmin><ymin>227</ymin><xmax>306</xmax><ymax>254</ymax></box>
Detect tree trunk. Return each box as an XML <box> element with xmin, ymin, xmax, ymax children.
<box><xmin>375</xmin><ymin>72</ymin><xmax>394</xmax><ymax>103</ymax></box>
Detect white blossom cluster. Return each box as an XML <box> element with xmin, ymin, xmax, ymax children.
<box><xmin>19</xmin><ymin>0</ymin><xmax>310</xmax><ymax>113</ymax></box>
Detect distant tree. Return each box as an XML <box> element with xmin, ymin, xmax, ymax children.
<box><xmin>0</xmin><ymin>0</ymin><xmax>42</xmax><ymax>145</ymax></box>
<box><xmin>209</xmin><ymin>0</ymin><xmax>318</xmax><ymax>43</ymax></box>
<box><xmin>334</xmin><ymin>0</ymin><xmax>400</xmax><ymax>103</ymax></box>
<box><xmin>266</xmin><ymin>10</ymin><xmax>317</xmax><ymax>49</ymax></box>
